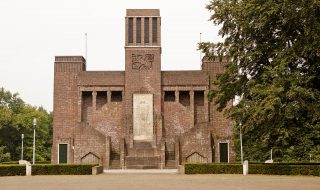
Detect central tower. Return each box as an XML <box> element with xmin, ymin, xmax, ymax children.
<box><xmin>124</xmin><ymin>9</ymin><xmax>162</xmax><ymax>147</ymax></box>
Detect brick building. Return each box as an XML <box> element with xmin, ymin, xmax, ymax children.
<box><xmin>52</xmin><ymin>9</ymin><xmax>235</xmax><ymax>169</ymax></box>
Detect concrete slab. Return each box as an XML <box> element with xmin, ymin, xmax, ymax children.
<box><xmin>103</xmin><ymin>169</ymin><xmax>178</xmax><ymax>174</ymax></box>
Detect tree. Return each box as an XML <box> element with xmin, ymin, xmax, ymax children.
<box><xmin>200</xmin><ymin>0</ymin><xmax>320</xmax><ymax>162</ymax></box>
<box><xmin>0</xmin><ymin>146</ymin><xmax>11</xmax><ymax>162</ymax></box>
<box><xmin>0</xmin><ymin>88</ymin><xmax>52</xmax><ymax>162</ymax></box>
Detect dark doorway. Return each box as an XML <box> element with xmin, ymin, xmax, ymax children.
<box><xmin>219</xmin><ymin>143</ymin><xmax>228</xmax><ymax>162</ymax></box>
<box><xmin>59</xmin><ymin>144</ymin><xmax>68</xmax><ymax>164</ymax></box>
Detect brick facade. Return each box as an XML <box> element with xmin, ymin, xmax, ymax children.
<box><xmin>52</xmin><ymin>9</ymin><xmax>235</xmax><ymax>168</ymax></box>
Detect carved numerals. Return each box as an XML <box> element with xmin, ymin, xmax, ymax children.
<box><xmin>132</xmin><ymin>54</ymin><xmax>154</xmax><ymax>70</ymax></box>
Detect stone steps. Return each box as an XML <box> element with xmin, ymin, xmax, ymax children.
<box><xmin>125</xmin><ymin>141</ymin><xmax>160</xmax><ymax>169</ymax></box>
<box><xmin>128</xmin><ymin>148</ymin><xmax>156</xmax><ymax>157</ymax></box>
<box><xmin>165</xmin><ymin>160</ymin><xmax>176</xmax><ymax>169</ymax></box>
<box><xmin>109</xmin><ymin>160</ymin><xmax>120</xmax><ymax>169</ymax></box>
<box><xmin>125</xmin><ymin>156</ymin><xmax>160</xmax><ymax>169</ymax></box>
<box><xmin>133</xmin><ymin>141</ymin><xmax>153</xmax><ymax>149</ymax></box>
<box><xmin>126</xmin><ymin>165</ymin><xmax>159</xmax><ymax>169</ymax></box>
<box><xmin>128</xmin><ymin>141</ymin><xmax>158</xmax><ymax>157</ymax></box>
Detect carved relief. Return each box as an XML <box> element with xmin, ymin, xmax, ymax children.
<box><xmin>133</xmin><ymin>94</ymin><xmax>153</xmax><ymax>141</ymax></box>
<box><xmin>132</xmin><ymin>54</ymin><xmax>154</xmax><ymax>70</ymax></box>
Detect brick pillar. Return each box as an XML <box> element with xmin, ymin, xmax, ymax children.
<box><xmin>175</xmin><ymin>137</ymin><xmax>180</xmax><ymax>167</ymax></box>
<box><xmin>133</xmin><ymin>17</ymin><xmax>137</xmax><ymax>46</ymax></box>
<box><xmin>120</xmin><ymin>138</ymin><xmax>126</xmax><ymax>169</ymax></box>
<box><xmin>92</xmin><ymin>91</ymin><xmax>97</xmax><ymax>111</ymax></box>
<box><xmin>78</xmin><ymin>91</ymin><xmax>82</xmax><ymax>122</ymax></box>
<box><xmin>107</xmin><ymin>91</ymin><xmax>111</xmax><ymax>103</ymax></box>
<box><xmin>175</xmin><ymin>89</ymin><xmax>179</xmax><ymax>103</ymax></box>
<box><xmin>104</xmin><ymin>136</ymin><xmax>111</xmax><ymax>169</ymax></box>
<box><xmin>141</xmin><ymin>17</ymin><xmax>145</xmax><ymax>45</ymax></box>
<box><xmin>68</xmin><ymin>138</ymin><xmax>74</xmax><ymax>164</ymax></box>
<box><xmin>208</xmin><ymin>133</ymin><xmax>213</xmax><ymax>163</ymax></box>
<box><xmin>125</xmin><ymin>17</ymin><xmax>128</xmax><ymax>45</ymax></box>
<box><xmin>204</xmin><ymin>89</ymin><xmax>209</xmax><ymax>122</ymax></box>
<box><xmin>149</xmin><ymin>17</ymin><xmax>153</xmax><ymax>46</ymax></box>
<box><xmin>190</xmin><ymin>90</ymin><xmax>195</xmax><ymax>126</ymax></box>
<box><xmin>160</xmin><ymin>140</ymin><xmax>165</xmax><ymax>169</ymax></box>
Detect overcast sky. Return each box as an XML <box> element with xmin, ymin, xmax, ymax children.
<box><xmin>0</xmin><ymin>0</ymin><xmax>222</xmax><ymax>111</ymax></box>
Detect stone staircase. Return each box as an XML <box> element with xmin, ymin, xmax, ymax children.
<box><xmin>110</xmin><ymin>151</ymin><xmax>120</xmax><ymax>169</ymax></box>
<box><xmin>125</xmin><ymin>141</ymin><xmax>160</xmax><ymax>169</ymax></box>
<box><xmin>165</xmin><ymin>160</ymin><xmax>176</xmax><ymax>169</ymax></box>
<box><xmin>165</xmin><ymin>149</ymin><xmax>176</xmax><ymax>169</ymax></box>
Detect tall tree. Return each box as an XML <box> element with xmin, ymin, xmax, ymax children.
<box><xmin>200</xmin><ymin>0</ymin><xmax>320</xmax><ymax>162</ymax></box>
<box><xmin>0</xmin><ymin>88</ymin><xmax>52</xmax><ymax>161</ymax></box>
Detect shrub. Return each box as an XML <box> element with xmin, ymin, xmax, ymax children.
<box><xmin>0</xmin><ymin>161</ymin><xmax>19</xmax><ymax>165</ymax></box>
<box><xmin>0</xmin><ymin>164</ymin><xmax>97</xmax><ymax>176</ymax></box>
<box><xmin>0</xmin><ymin>165</ymin><xmax>25</xmax><ymax>176</ymax></box>
<box><xmin>184</xmin><ymin>163</ymin><xmax>242</xmax><ymax>174</ymax></box>
<box><xmin>32</xmin><ymin>164</ymin><xmax>97</xmax><ymax>175</ymax></box>
<box><xmin>249</xmin><ymin>163</ymin><xmax>320</xmax><ymax>176</ymax></box>
<box><xmin>184</xmin><ymin>163</ymin><xmax>320</xmax><ymax>176</ymax></box>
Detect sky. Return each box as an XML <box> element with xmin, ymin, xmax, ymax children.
<box><xmin>0</xmin><ymin>0</ymin><xmax>222</xmax><ymax>111</ymax></box>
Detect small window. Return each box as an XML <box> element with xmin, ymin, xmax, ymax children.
<box><xmin>96</xmin><ymin>91</ymin><xmax>107</xmax><ymax>109</ymax></box>
<box><xmin>136</xmin><ymin>17</ymin><xmax>141</xmax><ymax>44</ymax></box>
<box><xmin>179</xmin><ymin>91</ymin><xmax>190</xmax><ymax>106</ymax></box>
<box><xmin>128</xmin><ymin>18</ymin><xmax>133</xmax><ymax>44</ymax></box>
<box><xmin>144</xmin><ymin>17</ymin><xmax>149</xmax><ymax>44</ymax></box>
<box><xmin>164</xmin><ymin>91</ymin><xmax>175</xmax><ymax>102</ymax></box>
<box><xmin>111</xmin><ymin>91</ymin><xmax>122</xmax><ymax>102</ymax></box>
<box><xmin>81</xmin><ymin>91</ymin><xmax>92</xmax><ymax>122</ymax></box>
<box><xmin>152</xmin><ymin>17</ymin><xmax>157</xmax><ymax>45</ymax></box>
<box><xmin>194</xmin><ymin>91</ymin><xmax>204</xmax><ymax>106</ymax></box>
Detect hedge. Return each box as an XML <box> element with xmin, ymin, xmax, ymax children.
<box><xmin>32</xmin><ymin>164</ymin><xmax>97</xmax><ymax>175</ymax></box>
<box><xmin>184</xmin><ymin>163</ymin><xmax>320</xmax><ymax>176</ymax></box>
<box><xmin>249</xmin><ymin>164</ymin><xmax>320</xmax><ymax>176</ymax></box>
<box><xmin>0</xmin><ymin>164</ymin><xmax>97</xmax><ymax>176</ymax></box>
<box><xmin>0</xmin><ymin>165</ymin><xmax>25</xmax><ymax>176</ymax></box>
<box><xmin>185</xmin><ymin>163</ymin><xmax>242</xmax><ymax>174</ymax></box>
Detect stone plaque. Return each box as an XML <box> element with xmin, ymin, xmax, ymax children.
<box><xmin>133</xmin><ymin>94</ymin><xmax>153</xmax><ymax>141</ymax></box>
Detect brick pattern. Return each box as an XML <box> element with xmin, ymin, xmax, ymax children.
<box><xmin>52</xmin><ymin>9</ymin><xmax>235</xmax><ymax>168</ymax></box>
<box><xmin>163</xmin><ymin>102</ymin><xmax>193</xmax><ymax>143</ymax></box>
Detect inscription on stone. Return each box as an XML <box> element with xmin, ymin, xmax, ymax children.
<box><xmin>133</xmin><ymin>94</ymin><xmax>153</xmax><ymax>141</ymax></box>
<box><xmin>132</xmin><ymin>54</ymin><xmax>154</xmax><ymax>70</ymax></box>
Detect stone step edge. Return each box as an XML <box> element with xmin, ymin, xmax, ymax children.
<box><xmin>103</xmin><ymin>169</ymin><xmax>178</xmax><ymax>174</ymax></box>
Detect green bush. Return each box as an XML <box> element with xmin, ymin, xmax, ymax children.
<box><xmin>32</xmin><ymin>164</ymin><xmax>97</xmax><ymax>175</ymax></box>
<box><xmin>185</xmin><ymin>163</ymin><xmax>242</xmax><ymax>174</ymax></box>
<box><xmin>0</xmin><ymin>164</ymin><xmax>97</xmax><ymax>176</ymax></box>
<box><xmin>184</xmin><ymin>163</ymin><xmax>320</xmax><ymax>176</ymax></box>
<box><xmin>0</xmin><ymin>165</ymin><xmax>25</xmax><ymax>176</ymax></box>
<box><xmin>0</xmin><ymin>161</ymin><xmax>19</xmax><ymax>165</ymax></box>
<box><xmin>249</xmin><ymin>164</ymin><xmax>320</xmax><ymax>176</ymax></box>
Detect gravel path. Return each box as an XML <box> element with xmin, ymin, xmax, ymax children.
<box><xmin>0</xmin><ymin>174</ymin><xmax>319</xmax><ymax>190</ymax></box>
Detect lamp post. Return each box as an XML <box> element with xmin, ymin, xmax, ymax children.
<box><xmin>21</xmin><ymin>134</ymin><xmax>24</xmax><ymax>160</ymax></box>
<box><xmin>32</xmin><ymin>118</ymin><xmax>36</xmax><ymax>164</ymax></box>
<box><xmin>240</xmin><ymin>122</ymin><xmax>244</xmax><ymax>164</ymax></box>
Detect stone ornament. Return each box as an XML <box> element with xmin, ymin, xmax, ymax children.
<box><xmin>132</xmin><ymin>54</ymin><xmax>154</xmax><ymax>70</ymax></box>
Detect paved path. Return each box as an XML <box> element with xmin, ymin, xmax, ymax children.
<box><xmin>103</xmin><ymin>169</ymin><xmax>178</xmax><ymax>174</ymax></box>
<box><xmin>0</xmin><ymin>174</ymin><xmax>319</xmax><ymax>190</ymax></box>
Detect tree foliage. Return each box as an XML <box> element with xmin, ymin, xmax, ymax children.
<box><xmin>200</xmin><ymin>0</ymin><xmax>320</xmax><ymax>162</ymax></box>
<box><xmin>0</xmin><ymin>87</ymin><xmax>52</xmax><ymax>162</ymax></box>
